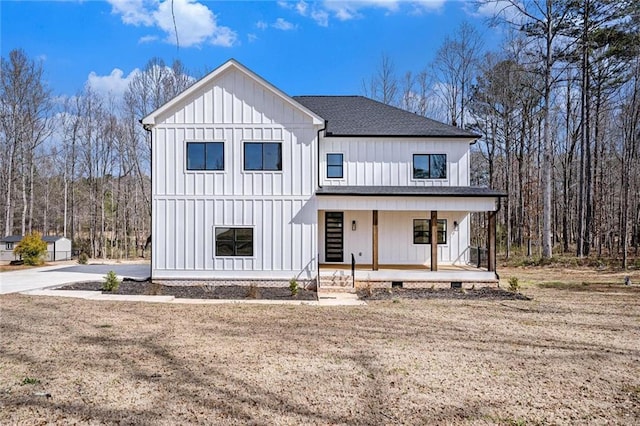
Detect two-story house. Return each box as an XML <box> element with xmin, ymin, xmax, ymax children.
<box><xmin>142</xmin><ymin>59</ymin><xmax>505</xmax><ymax>288</ymax></box>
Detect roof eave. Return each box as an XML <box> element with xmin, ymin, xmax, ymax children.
<box><xmin>325</xmin><ymin>133</ymin><xmax>480</xmax><ymax>139</ymax></box>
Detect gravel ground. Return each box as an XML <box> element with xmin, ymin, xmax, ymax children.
<box><xmin>0</xmin><ymin>269</ymin><xmax>639</xmax><ymax>425</ymax></box>
<box><xmin>357</xmin><ymin>287</ymin><xmax>531</xmax><ymax>301</ymax></box>
<box><xmin>57</xmin><ymin>280</ymin><xmax>318</xmax><ymax>301</ymax></box>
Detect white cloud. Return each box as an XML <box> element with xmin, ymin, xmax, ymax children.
<box><xmin>295</xmin><ymin>0</ymin><xmax>308</xmax><ymax>15</ymax></box>
<box><xmin>107</xmin><ymin>0</ymin><xmax>237</xmax><ymax>48</ymax></box>
<box><xmin>247</xmin><ymin>33</ymin><xmax>258</xmax><ymax>43</ymax></box>
<box><xmin>87</xmin><ymin>68</ymin><xmax>140</xmax><ymax>99</ymax></box>
<box><xmin>138</xmin><ymin>35</ymin><xmax>158</xmax><ymax>44</ymax></box>
<box><xmin>256</xmin><ymin>18</ymin><xmax>298</xmax><ymax>32</ymax></box>
<box><xmin>324</xmin><ymin>0</ymin><xmax>400</xmax><ymax>21</ymax></box>
<box><xmin>210</xmin><ymin>26</ymin><xmax>238</xmax><ymax>47</ymax></box>
<box><xmin>473</xmin><ymin>0</ymin><xmax>523</xmax><ymax>22</ymax></box>
<box><xmin>412</xmin><ymin>0</ymin><xmax>446</xmax><ymax>12</ymax></box>
<box><xmin>272</xmin><ymin>18</ymin><xmax>297</xmax><ymax>31</ymax></box>
<box><xmin>311</xmin><ymin>9</ymin><xmax>329</xmax><ymax>27</ymax></box>
<box><xmin>279</xmin><ymin>0</ymin><xmax>445</xmax><ymax>27</ymax></box>
<box><xmin>108</xmin><ymin>0</ymin><xmax>154</xmax><ymax>26</ymax></box>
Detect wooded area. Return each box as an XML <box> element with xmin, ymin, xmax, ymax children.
<box><xmin>1</xmin><ymin>0</ymin><xmax>639</xmax><ymax>267</ymax></box>
<box><xmin>363</xmin><ymin>0</ymin><xmax>640</xmax><ymax>268</ymax></box>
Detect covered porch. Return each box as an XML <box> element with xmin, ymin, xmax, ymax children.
<box><xmin>315</xmin><ymin>186</ymin><xmax>506</xmax><ymax>289</ymax></box>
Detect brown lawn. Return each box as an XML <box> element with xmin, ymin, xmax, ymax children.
<box><xmin>1</xmin><ymin>267</ymin><xmax>639</xmax><ymax>425</ymax></box>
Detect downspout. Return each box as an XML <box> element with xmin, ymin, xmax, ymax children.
<box><xmin>317</xmin><ymin>120</ymin><xmax>327</xmax><ymax>190</ymax></box>
<box><xmin>316</xmin><ymin>120</ymin><xmax>327</xmax><ymax>289</ymax></box>
<box><xmin>494</xmin><ymin>197</ymin><xmax>502</xmax><ymax>280</ymax></box>
<box><xmin>141</xmin><ymin>120</ymin><xmax>153</xmax><ymax>275</ymax></box>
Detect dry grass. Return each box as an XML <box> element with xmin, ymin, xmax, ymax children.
<box><xmin>1</xmin><ymin>270</ymin><xmax>639</xmax><ymax>425</ymax></box>
<box><xmin>0</xmin><ymin>263</ymin><xmax>50</xmax><ymax>273</ymax></box>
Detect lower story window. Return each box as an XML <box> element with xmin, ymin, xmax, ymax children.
<box><xmin>6</xmin><ymin>242</ymin><xmax>14</xmax><ymax>250</ymax></box>
<box><xmin>215</xmin><ymin>227</ymin><xmax>253</xmax><ymax>256</ymax></box>
<box><xmin>413</xmin><ymin>219</ymin><xmax>447</xmax><ymax>245</ymax></box>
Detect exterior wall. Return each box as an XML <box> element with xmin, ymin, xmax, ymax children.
<box><xmin>0</xmin><ymin>248</ymin><xmax>17</xmax><ymax>261</ymax></box>
<box><xmin>319</xmin><ymin>137</ymin><xmax>471</xmax><ymax>187</ymax></box>
<box><xmin>45</xmin><ymin>238</ymin><xmax>72</xmax><ymax>261</ymax></box>
<box><xmin>318</xmin><ymin>210</ymin><xmax>469</xmax><ymax>265</ymax></box>
<box><xmin>0</xmin><ymin>238</ymin><xmax>72</xmax><ymax>262</ymax></box>
<box><xmin>151</xmin><ymin>67</ymin><xmax>319</xmax><ymax>280</ymax></box>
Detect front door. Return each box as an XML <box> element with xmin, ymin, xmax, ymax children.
<box><xmin>325</xmin><ymin>212</ymin><xmax>344</xmax><ymax>262</ymax></box>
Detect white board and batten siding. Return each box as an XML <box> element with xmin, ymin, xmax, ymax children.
<box><xmin>318</xmin><ymin>211</ymin><xmax>470</xmax><ymax>266</ymax></box>
<box><xmin>150</xmin><ymin>66</ymin><xmax>321</xmax><ymax>280</ymax></box>
<box><xmin>319</xmin><ymin>137</ymin><xmax>472</xmax><ymax>187</ymax></box>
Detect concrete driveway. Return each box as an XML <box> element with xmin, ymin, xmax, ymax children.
<box><xmin>0</xmin><ymin>263</ymin><xmax>150</xmax><ymax>295</ymax></box>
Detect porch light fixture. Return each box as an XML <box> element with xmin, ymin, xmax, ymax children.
<box><xmin>352</xmin><ymin>220</ymin><xmax>357</xmax><ymax>231</ymax></box>
<box><xmin>453</xmin><ymin>221</ymin><xmax>459</xmax><ymax>230</ymax></box>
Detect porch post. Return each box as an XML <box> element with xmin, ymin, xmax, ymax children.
<box><xmin>372</xmin><ymin>210</ymin><xmax>379</xmax><ymax>271</ymax></box>
<box><xmin>430</xmin><ymin>210</ymin><xmax>438</xmax><ymax>272</ymax></box>
<box><xmin>488</xmin><ymin>210</ymin><xmax>496</xmax><ymax>272</ymax></box>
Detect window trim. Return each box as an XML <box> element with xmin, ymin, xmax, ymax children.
<box><xmin>185</xmin><ymin>141</ymin><xmax>225</xmax><ymax>172</ymax></box>
<box><xmin>413</xmin><ymin>219</ymin><xmax>447</xmax><ymax>245</ymax></box>
<box><xmin>214</xmin><ymin>227</ymin><xmax>254</xmax><ymax>257</ymax></box>
<box><xmin>243</xmin><ymin>142</ymin><xmax>283</xmax><ymax>172</ymax></box>
<box><xmin>412</xmin><ymin>153</ymin><xmax>447</xmax><ymax>180</ymax></box>
<box><xmin>326</xmin><ymin>153</ymin><xmax>344</xmax><ymax>179</ymax></box>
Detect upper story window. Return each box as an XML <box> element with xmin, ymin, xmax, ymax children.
<box><xmin>413</xmin><ymin>154</ymin><xmax>447</xmax><ymax>179</ymax></box>
<box><xmin>413</xmin><ymin>219</ymin><xmax>447</xmax><ymax>245</ymax></box>
<box><xmin>326</xmin><ymin>153</ymin><xmax>344</xmax><ymax>179</ymax></box>
<box><xmin>215</xmin><ymin>227</ymin><xmax>254</xmax><ymax>257</ymax></box>
<box><xmin>244</xmin><ymin>142</ymin><xmax>282</xmax><ymax>171</ymax></box>
<box><xmin>186</xmin><ymin>142</ymin><xmax>224</xmax><ymax>170</ymax></box>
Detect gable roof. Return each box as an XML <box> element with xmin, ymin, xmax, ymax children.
<box><xmin>141</xmin><ymin>59</ymin><xmax>324</xmax><ymax>126</ymax></box>
<box><xmin>294</xmin><ymin>96</ymin><xmax>479</xmax><ymax>138</ymax></box>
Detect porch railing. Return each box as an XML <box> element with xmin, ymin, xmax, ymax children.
<box><xmin>469</xmin><ymin>246</ymin><xmax>488</xmax><ymax>268</ymax></box>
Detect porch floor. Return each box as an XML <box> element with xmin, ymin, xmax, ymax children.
<box><xmin>319</xmin><ymin>264</ymin><xmax>498</xmax><ymax>283</ymax></box>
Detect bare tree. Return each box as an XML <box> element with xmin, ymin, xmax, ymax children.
<box><xmin>361</xmin><ymin>53</ymin><xmax>398</xmax><ymax>106</ymax></box>
<box><xmin>431</xmin><ymin>21</ymin><xmax>483</xmax><ymax>128</ymax></box>
<box><xmin>0</xmin><ymin>49</ymin><xmax>52</xmax><ymax>236</ymax></box>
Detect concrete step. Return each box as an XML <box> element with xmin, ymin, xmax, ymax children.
<box><xmin>317</xmin><ymin>285</ymin><xmax>357</xmax><ymax>294</ymax></box>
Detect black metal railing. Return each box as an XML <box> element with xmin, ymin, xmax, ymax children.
<box><xmin>469</xmin><ymin>246</ymin><xmax>488</xmax><ymax>269</ymax></box>
<box><xmin>351</xmin><ymin>253</ymin><xmax>356</xmax><ymax>287</ymax></box>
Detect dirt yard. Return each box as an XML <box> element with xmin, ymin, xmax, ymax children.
<box><xmin>1</xmin><ymin>267</ymin><xmax>639</xmax><ymax>424</ymax></box>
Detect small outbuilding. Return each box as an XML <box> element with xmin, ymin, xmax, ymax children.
<box><xmin>0</xmin><ymin>235</ymin><xmax>72</xmax><ymax>262</ymax></box>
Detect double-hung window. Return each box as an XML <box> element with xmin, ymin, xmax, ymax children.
<box><xmin>6</xmin><ymin>242</ymin><xmax>13</xmax><ymax>250</ymax></box>
<box><xmin>244</xmin><ymin>142</ymin><xmax>282</xmax><ymax>171</ymax></box>
<box><xmin>413</xmin><ymin>219</ymin><xmax>447</xmax><ymax>245</ymax></box>
<box><xmin>215</xmin><ymin>227</ymin><xmax>254</xmax><ymax>257</ymax></box>
<box><xmin>326</xmin><ymin>153</ymin><xmax>343</xmax><ymax>178</ymax></box>
<box><xmin>186</xmin><ymin>142</ymin><xmax>224</xmax><ymax>170</ymax></box>
<box><xmin>413</xmin><ymin>154</ymin><xmax>447</xmax><ymax>179</ymax></box>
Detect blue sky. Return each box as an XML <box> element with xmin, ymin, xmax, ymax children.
<box><xmin>1</xmin><ymin>1</ymin><xmax>503</xmax><ymax>100</ymax></box>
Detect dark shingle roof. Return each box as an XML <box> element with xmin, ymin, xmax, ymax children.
<box><xmin>293</xmin><ymin>96</ymin><xmax>479</xmax><ymax>138</ymax></box>
<box><xmin>315</xmin><ymin>186</ymin><xmax>506</xmax><ymax>197</ymax></box>
<box><xmin>1</xmin><ymin>235</ymin><xmax>66</xmax><ymax>243</ymax></box>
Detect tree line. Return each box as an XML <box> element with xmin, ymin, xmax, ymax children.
<box><xmin>0</xmin><ymin>53</ymin><xmax>193</xmax><ymax>259</ymax></box>
<box><xmin>363</xmin><ymin>0</ymin><xmax>640</xmax><ymax>268</ymax></box>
